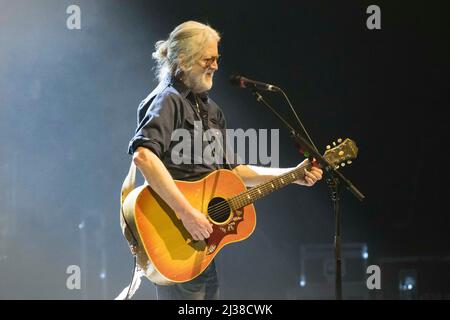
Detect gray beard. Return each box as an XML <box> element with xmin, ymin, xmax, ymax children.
<box><xmin>184</xmin><ymin>74</ymin><xmax>212</xmax><ymax>93</ymax></box>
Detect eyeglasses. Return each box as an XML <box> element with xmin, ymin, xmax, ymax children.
<box><xmin>199</xmin><ymin>55</ymin><xmax>221</xmax><ymax>67</ymax></box>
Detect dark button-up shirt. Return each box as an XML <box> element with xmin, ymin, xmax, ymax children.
<box><xmin>128</xmin><ymin>76</ymin><xmax>238</xmax><ymax>181</ymax></box>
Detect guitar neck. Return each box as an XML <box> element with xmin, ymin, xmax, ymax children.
<box><xmin>228</xmin><ymin>162</ymin><xmax>313</xmax><ymax>210</ymax></box>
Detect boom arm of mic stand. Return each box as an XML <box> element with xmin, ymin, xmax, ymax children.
<box><xmin>251</xmin><ymin>90</ymin><xmax>365</xmax><ymax>202</ymax></box>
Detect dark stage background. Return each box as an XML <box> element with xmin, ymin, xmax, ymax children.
<box><xmin>0</xmin><ymin>0</ymin><xmax>449</xmax><ymax>299</ymax></box>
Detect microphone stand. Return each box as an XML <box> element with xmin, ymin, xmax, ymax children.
<box><xmin>250</xmin><ymin>89</ymin><xmax>365</xmax><ymax>300</ymax></box>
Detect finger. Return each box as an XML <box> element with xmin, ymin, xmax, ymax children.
<box><xmin>201</xmin><ymin>230</ymin><xmax>209</xmax><ymax>240</ymax></box>
<box><xmin>305</xmin><ymin>171</ymin><xmax>317</xmax><ymax>181</ymax></box>
<box><xmin>197</xmin><ymin>233</ymin><xmax>205</xmax><ymax>241</ymax></box>
<box><xmin>311</xmin><ymin>167</ymin><xmax>323</xmax><ymax>176</ymax></box>
<box><xmin>310</xmin><ymin>166</ymin><xmax>322</xmax><ymax>173</ymax></box>
<box><xmin>308</xmin><ymin>169</ymin><xmax>322</xmax><ymax>180</ymax></box>
<box><xmin>303</xmin><ymin>169</ymin><xmax>311</xmax><ymax>183</ymax></box>
<box><xmin>207</xmin><ymin>223</ymin><xmax>213</xmax><ymax>233</ymax></box>
<box><xmin>313</xmin><ymin>173</ymin><xmax>322</xmax><ymax>180</ymax></box>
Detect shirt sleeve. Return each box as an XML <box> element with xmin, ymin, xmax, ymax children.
<box><xmin>128</xmin><ymin>93</ymin><xmax>180</xmax><ymax>158</ymax></box>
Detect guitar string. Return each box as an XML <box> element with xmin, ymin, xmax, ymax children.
<box><xmin>208</xmin><ymin>171</ymin><xmax>301</xmax><ymax>220</ymax></box>
<box><xmin>206</xmin><ymin>163</ymin><xmax>309</xmax><ymax>221</ymax></box>
<box><xmin>206</xmin><ymin>163</ymin><xmax>310</xmax><ymax>221</ymax></box>
<box><xmin>142</xmin><ymin>168</ymin><xmax>301</xmax><ymax>263</ymax></box>
<box><xmin>140</xmin><ymin>164</ymin><xmax>312</xmax><ymax>264</ymax></box>
<box><xmin>143</xmin><ymin>165</ymin><xmax>345</xmax><ymax>265</ymax></box>
<box><xmin>207</xmin><ymin>167</ymin><xmax>303</xmax><ymax>220</ymax></box>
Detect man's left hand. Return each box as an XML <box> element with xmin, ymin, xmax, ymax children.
<box><xmin>293</xmin><ymin>159</ymin><xmax>323</xmax><ymax>186</ymax></box>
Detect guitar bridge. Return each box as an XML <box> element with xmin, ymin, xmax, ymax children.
<box><xmin>207</xmin><ymin>243</ymin><xmax>217</xmax><ymax>255</ymax></box>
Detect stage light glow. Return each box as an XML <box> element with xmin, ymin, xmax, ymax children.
<box><xmin>299</xmin><ymin>276</ymin><xmax>306</xmax><ymax>287</ymax></box>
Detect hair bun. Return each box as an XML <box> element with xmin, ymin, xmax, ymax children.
<box><xmin>152</xmin><ymin>40</ymin><xmax>168</xmax><ymax>61</ymax></box>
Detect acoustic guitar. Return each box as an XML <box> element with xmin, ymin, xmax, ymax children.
<box><xmin>122</xmin><ymin>138</ymin><xmax>358</xmax><ymax>284</ymax></box>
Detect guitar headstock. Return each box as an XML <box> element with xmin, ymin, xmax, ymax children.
<box><xmin>323</xmin><ymin>138</ymin><xmax>358</xmax><ymax>169</ymax></box>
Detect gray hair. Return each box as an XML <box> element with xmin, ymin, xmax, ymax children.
<box><xmin>152</xmin><ymin>21</ymin><xmax>221</xmax><ymax>82</ymax></box>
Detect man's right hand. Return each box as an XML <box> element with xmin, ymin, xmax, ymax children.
<box><xmin>180</xmin><ymin>207</ymin><xmax>214</xmax><ymax>241</ymax></box>
<box><xmin>132</xmin><ymin>148</ymin><xmax>214</xmax><ymax>241</ymax></box>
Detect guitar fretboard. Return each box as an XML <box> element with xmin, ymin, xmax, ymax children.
<box><xmin>228</xmin><ymin>162</ymin><xmax>313</xmax><ymax>210</ymax></box>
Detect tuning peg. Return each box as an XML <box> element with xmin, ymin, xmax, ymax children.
<box><xmin>347</xmin><ymin>160</ymin><xmax>352</xmax><ymax>165</ymax></box>
<box><xmin>326</xmin><ymin>145</ymin><xmax>331</xmax><ymax>150</ymax></box>
<box><xmin>340</xmin><ymin>163</ymin><xmax>346</xmax><ymax>167</ymax></box>
<box><xmin>335</xmin><ymin>165</ymin><xmax>340</xmax><ymax>170</ymax></box>
<box><xmin>337</xmin><ymin>138</ymin><xmax>342</xmax><ymax>143</ymax></box>
<box><xmin>332</xmin><ymin>141</ymin><xmax>337</xmax><ymax>146</ymax></box>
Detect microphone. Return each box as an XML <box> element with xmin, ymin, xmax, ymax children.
<box><xmin>229</xmin><ymin>75</ymin><xmax>281</xmax><ymax>92</ymax></box>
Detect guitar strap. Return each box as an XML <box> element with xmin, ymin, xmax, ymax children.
<box><xmin>115</xmin><ymin>160</ymin><xmax>144</xmax><ymax>300</ymax></box>
<box><xmin>193</xmin><ymin>95</ymin><xmax>234</xmax><ymax>171</ymax></box>
<box><xmin>119</xmin><ymin>161</ymin><xmax>138</xmax><ymax>248</ymax></box>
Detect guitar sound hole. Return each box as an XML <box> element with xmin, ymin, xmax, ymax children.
<box><xmin>207</xmin><ymin>197</ymin><xmax>231</xmax><ymax>223</ymax></box>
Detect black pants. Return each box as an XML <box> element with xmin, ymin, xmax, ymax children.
<box><xmin>155</xmin><ymin>261</ymin><xmax>219</xmax><ymax>300</ymax></box>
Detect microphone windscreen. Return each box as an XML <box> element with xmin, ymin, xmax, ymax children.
<box><xmin>229</xmin><ymin>75</ymin><xmax>244</xmax><ymax>87</ymax></box>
